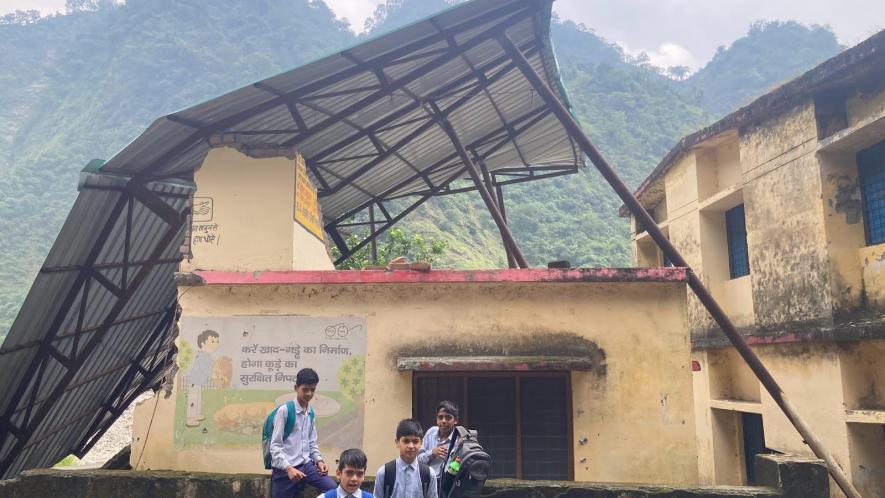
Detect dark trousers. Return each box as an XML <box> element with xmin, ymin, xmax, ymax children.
<box><xmin>271</xmin><ymin>461</ymin><xmax>337</xmax><ymax>498</ymax></box>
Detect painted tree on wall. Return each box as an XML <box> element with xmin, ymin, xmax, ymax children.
<box><xmin>337</xmin><ymin>355</ymin><xmax>365</xmax><ymax>400</ymax></box>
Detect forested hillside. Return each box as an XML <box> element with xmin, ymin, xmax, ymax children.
<box><xmin>0</xmin><ymin>0</ymin><xmax>841</xmax><ymax>338</ymax></box>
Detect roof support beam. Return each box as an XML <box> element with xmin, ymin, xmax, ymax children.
<box><xmin>326</xmin><ymin>104</ymin><xmax>550</xmax><ymax>231</ymax></box>
<box><xmin>75</xmin><ymin>305</ymin><xmax>177</xmax><ymax>456</ymax></box>
<box><xmin>494</xmin><ymin>182</ymin><xmax>517</xmax><ymax>269</ymax></box>
<box><xmin>306</xmin><ymin>40</ymin><xmax>540</xmax><ymax>166</ymax></box>
<box><xmin>332</xmin><ymin>167</ymin><xmax>467</xmax><ymax>265</ymax></box>
<box><xmin>319</xmin><ymin>49</ymin><xmax>529</xmax><ymax>198</ymax></box>
<box><xmin>279</xmin><ymin>8</ymin><xmax>534</xmax><ymax>150</ymax></box>
<box><xmin>0</xmin><ymin>183</ymin><xmax>189</xmax><ymax>478</ymax></box>
<box><xmin>297</xmin><ymin>101</ymin><xmax>433</xmax><ymax>188</ymax></box>
<box><xmin>497</xmin><ymin>30</ymin><xmax>863</xmax><ymax>498</ymax></box>
<box><xmin>430</xmin><ymin>17</ymin><xmax>529</xmax><ymax>167</ymax></box>
<box><xmin>434</xmin><ymin>109</ymin><xmax>528</xmax><ymax>268</ymax></box>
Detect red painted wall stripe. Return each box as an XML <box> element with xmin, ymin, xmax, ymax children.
<box><xmin>194</xmin><ymin>267</ymin><xmax>687</xmax><ymax>285</ymax></box>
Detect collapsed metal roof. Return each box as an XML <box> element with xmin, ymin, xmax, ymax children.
<box><xmin>0</xmin><ymin>0</ymin><xmax>581</xmax><ymax>478</ymax></box>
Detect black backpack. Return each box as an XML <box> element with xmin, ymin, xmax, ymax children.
<box><xmin>439</xmin><ymin>426</ymin><xmax>491</xmax><ymax>498</ymax></box>
<box><xmin>384</xmin><ymin>460</ymin><xmax>431</xmax><ymax>498</ymax></box>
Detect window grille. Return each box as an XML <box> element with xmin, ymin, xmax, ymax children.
<box><xmin>726</xmin><ymin>204</ymin><xmax>750</xmax><ymax>278</ymax></box>
<box><xmin>858</xmin><ymin>140</ymin><xmax>885</xmax><ymax>245</ymax></box>
<box><xmin>413</xmin><ymin>372</ymin><xmax>571</xmax><ymax>480</ymax></box>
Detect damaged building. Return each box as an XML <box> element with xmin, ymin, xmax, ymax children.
<box><xmin>624</xmin><ymin>28</ymin><xmax>885</xmax><ymax>497</ymax></box>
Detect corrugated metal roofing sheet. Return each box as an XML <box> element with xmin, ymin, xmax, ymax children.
<box><xmin>0</xmin><ymin>0</ymin><xmax>581</xmax><ymax>478</ymax></box>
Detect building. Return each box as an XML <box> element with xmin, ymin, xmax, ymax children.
<box><xmin>131</xmin><ymin>142</ymin><xmax>699</xmax><ymax>485</ymax></box>
<box><xmin>624</xmin><ymin>30</ymin><xmax>885</xmax><ymax>497</ymax></box>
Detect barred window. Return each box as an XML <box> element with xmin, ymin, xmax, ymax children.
<box><xmin>859</xmin><ymin>140</ymin><xmax>885</xmax><ymax>246</ymax></box>
<box><xmin>414</xmin><ymin>372</ymin><xmax>571</xmax><ymax>480</ymax></box>
<box><xmin>726</xmin><ymin>204</ymin><xmax>750</xmax><ymax>278</ymax></box>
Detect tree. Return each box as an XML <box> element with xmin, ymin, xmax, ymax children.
<box><xmin>0</xmin><ymin>10</ymin><xmax>41</xmax><ymax>25</ymax></box>
<box><xmin>332</xmin><ymin>228</ymin><xmax>447</xmax><ymax>270</ymax></box>
<box><xmin>667</xmin><ymin>65</ymin><xmax>691</xmax><ymax>81</ymax></box>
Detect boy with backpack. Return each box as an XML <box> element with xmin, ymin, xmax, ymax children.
<box><xmin>264</xmin><ymin>368</ymin><xmax>337</xmax><ymax>498</ymax></box>
<box><xmin>373</xmin><ymin>419</ymin><xmax>439</xmax><ymax>498</ymax></box>
<box><xmin>323</xmin><ymin>448</ymin><xmax>373</xmax><ymax>498</ymax></box>
<box><xmin>418</xmin><ymin>401</ymin><xmax>460</xmax><ymax>477</ymax></box>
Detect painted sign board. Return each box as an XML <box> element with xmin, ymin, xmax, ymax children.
<box><xmin>174</xmin><ymin>315</ymin><xmax>366</xmax><ymax>455</ymax></box>
<box><xmin>294</xmin><ymin>154</ymin><xmax>324</xmax><ymax>241</ymax></box>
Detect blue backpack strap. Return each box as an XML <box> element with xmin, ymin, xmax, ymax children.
<box><xmin>283</xmin><ymin>400</ymin><xmax>297</xmax><ymax>437</ymax></box>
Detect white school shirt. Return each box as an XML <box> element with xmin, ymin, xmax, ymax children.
<box><xmin>269</xmin><ymin>401</ymin><xmax>323</xmax><ymax>470</ymax></box>
<box><xmin>417</xmin><ymin>426</ymin><xmax>455</xmax><ymax>475</ymax></box>
<box><xmin>373</xmin><ymin>458</ymin><xmax>439</xmax><ymax>498</ymax></box>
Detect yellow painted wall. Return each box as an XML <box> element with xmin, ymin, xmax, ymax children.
<box><xmin>741</xmin><ymin>102</ymin><xmax>833</xmax><ymax>330</ymax></box>
<box><xmin>180</xmin><ymin>147</ymin><xmax>333</xmax><ymax>273</ymax></box>
<box><xmin>818</xmin><ymin>151</ymin><xmax>866</xmax><ymax>316</ymax></box>
<box><xmin>859</xmin><ymin>243</ymin><xmax>885</xmax><ymax>311</ymax></box>
<box><xmin>133</xmin><ymin>279</ymin><xmax>699</xmax><ymax>485</ymax></box>
<box><xmin>845</xmin><ymin>84</ymin><xmax>885</xmax><ymax>127</ymax></box>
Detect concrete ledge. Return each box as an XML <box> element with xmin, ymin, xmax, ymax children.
<box><xmin>0</xmin><ymin>456</ymin><xmax>828</xmax><ymax>498</ymax></box>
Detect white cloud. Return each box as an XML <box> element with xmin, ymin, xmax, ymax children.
<box><xmin>323</xmin><ymin>0</ymin><xmax>383</xmax><ymax>32</ymax></box>
<box><xmin>1</xmin><ymin>0</ymin><xmax>65</xmax><ymax>15</ymax></box>
<box><xmin>644</xmin><ymin>42</ymin><xmax>699</xmax><ymax>70</ymax></box>
<box><xmin>619</xmin><ymin>40</ymin><xmax>700</xmax><ymax>73</ymax></box>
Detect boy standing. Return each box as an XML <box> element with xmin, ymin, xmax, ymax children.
<box><xmin>324</xmin><ymin>449</ymin><xmax>372</xmax><ymax>498</ymax></box>
<box><xmin>373</xmin><ymin>419</ymin><xmax>439</xmax><ymax>498</ymax></box>
<box><xmin>418</xmin><ymin>401</ymin><xmax>460</xmax><ymax>477</ymax></box>
<box><xmin>185</xmin><ymin>329</ymin><xmax>220</xmax><ymax>427</ymax></box>
<box><xmin>270</xmin><ymin>368</ymin><xmax>337</xmax><ymax>498</ymax></box>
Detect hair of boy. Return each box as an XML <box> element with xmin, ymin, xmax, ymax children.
<box><xmin>296</xmin><ymin>368</ymin><xmax>320</xmax><ymax>386</ymax></box>
<box><xmin>337</xmin><ymin>448</ymin><xmax>368</xmax><ymax>471</ymax></box>
<box><xmin>196</xmin><ymin>329</ymin><xmax>219</xmax><ymax>349</ymax></box>
<box><xmin>435</xmin><ymin>400</ymin><xmax>459</xmax><ymax>420</ymax></box>
<box><xmin>395</xmin><ymin>418</ymin><xmax>424</xmax><ymax>440</ymax></box>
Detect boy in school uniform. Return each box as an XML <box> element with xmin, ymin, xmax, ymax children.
<box><xmin>418</xmin><ymin>401</ymin><xmax>460</xmax><ymax>477</ymax></box>
<box><xmin>373</xmin><ymin>419</ymin><xmax>439</xmax><ymax>498</ymax></box>
<box><xmin>324</xmin><ymin>449</ymin><xmax>373</xmax><ymax>498</ymax></box>
<box><xmin>270</xmin><ymin>368</ymin><xmax>337</xmax><ymax>498</ymax></box>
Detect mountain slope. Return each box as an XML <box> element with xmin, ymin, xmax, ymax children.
<box><xmin>0</xmin><ymin>0</ymin><xmax>842</xmax><ymax>338</ymax></box>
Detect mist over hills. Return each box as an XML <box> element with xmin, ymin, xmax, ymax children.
<box><xmin>0</xmin><ymin>0</ymin><xmax>841</xmax><ymax>337</ymax></box>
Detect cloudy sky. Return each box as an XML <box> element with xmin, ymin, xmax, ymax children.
<box><xmin>4</xmin><ymin>0</ymin><xmax>883</xmax><ymax>69</ymax></box>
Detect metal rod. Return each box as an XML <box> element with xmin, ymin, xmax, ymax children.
<box><xmin>369</xmin><ymin>204</ymin><xmax>378</xmax><ymax>264</ymax></box>
<box><xmin>495</xmin><ymin>183</ymin><xmax>518</xmax><ymax>269</ymax></box>
<box><xmin>498</xmin><ymin>32</ymin><xmax>862</xmax><ymax>498</ymax></box>
<box><xmin>436</xmin><ymin>115</ymin><xmax>529</xmax><ymax>268</ymax></box>
<box><xmin>479</xmin><ymin>160</ymin><xmax>516</xmax><ymax>267</ymax></box>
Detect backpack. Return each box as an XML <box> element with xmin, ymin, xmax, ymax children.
<box><xmin>383</xmin><ymin>460</ymin><xmax>431</xmax><ymax>498</ymax></box>
<box><xmin>324</xmin><ymin>490</ymin><xmax>373</xmax><ymax>498</ymax></box>
<box><xmin>439</xmin><ymin>427</ymin><xmax>491</xmax><ymax>498</ymax></box>
<box><xmin>261</xmin><ymin>400</ymin><xmax>316</xmax><ymax>470</ymax></box>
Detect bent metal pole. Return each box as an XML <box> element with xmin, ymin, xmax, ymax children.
<box><xmin>497</xmin><ymin>32</ymin><xmax>862</xmax><ymax>498</ymax></box>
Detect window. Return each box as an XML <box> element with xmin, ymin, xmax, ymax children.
<box><xmin>858</xmin><ymin>140</ymin><xmax>885</xmax><ymax>245</ymax></box>
<box><xmin>741</xmin><ymin>413</ymin><xmax>772</xmax><ymax>484</ymax></box>
<box><xmin>413</xmin><ymin>372</ymin><xmax>571</xmax><ymax>480</ymax></box>
<box><xmin>726</xmin><ymin>204</ymin><xmax>750</xmax><ymax>278</ymax></box>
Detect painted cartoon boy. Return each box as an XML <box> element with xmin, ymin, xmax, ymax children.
<box><xmin>186</xmin><ymin>329</ymin><xmax>220</xmax><ymax>427</ymax></box>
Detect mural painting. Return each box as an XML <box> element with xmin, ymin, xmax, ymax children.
<box><xmin>174</xmin><ymin>315</ymin><xmax>366</xmax><ymax>455</ymax></box>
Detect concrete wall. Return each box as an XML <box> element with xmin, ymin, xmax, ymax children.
<box><xmin>133</xmin><ymin>277</ymin><xmax>699</xmax><ymax>486</ymax></box>
<box><xmin>0</xmin><ymin>453</ymin><xmax>832</xmax><ymax>498</ymax></box>
<box><xmin>180</xmin><ymin>147</ymin><xmax>333</xmax><ymax>273</ymax></box>
<box><xmin>741</xmin><ymin>102</ymin><xmax>833</xmax><ymax>332</ymax></box>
